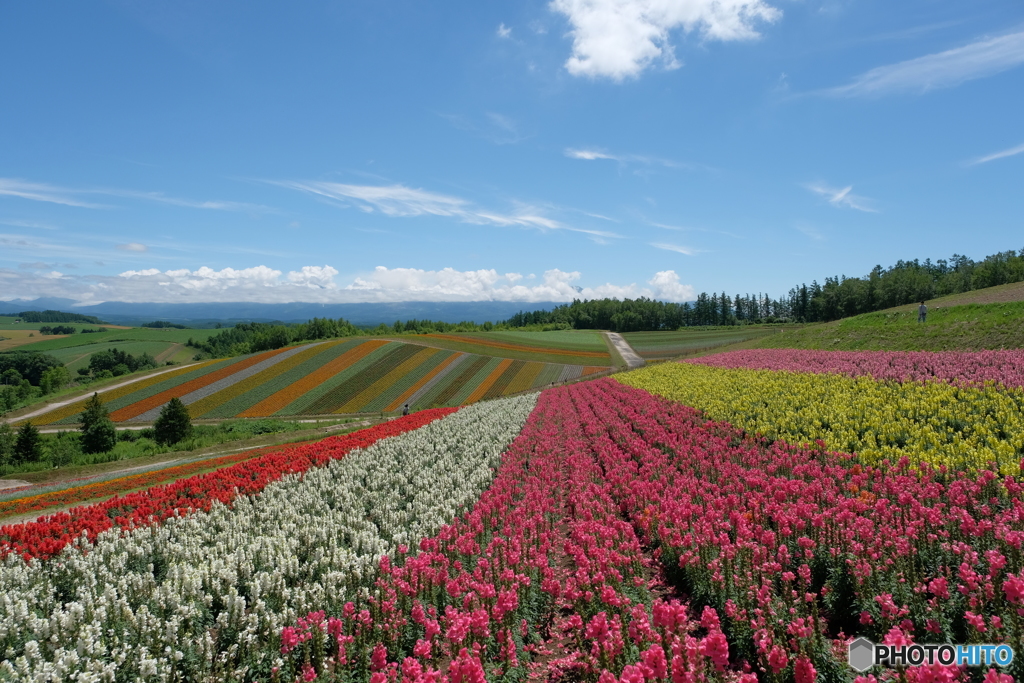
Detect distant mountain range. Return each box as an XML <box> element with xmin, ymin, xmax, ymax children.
<box><xmin>0</xmin><ymin>298</ymin><xmax>563</xmax><ymax>327</ymax></box>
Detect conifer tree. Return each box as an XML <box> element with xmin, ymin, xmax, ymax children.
<box><xmin>14</xmin><ymin>421</ymin><xmax>43</xmax><ymax>464</ymax></box>
<box><xmin>80</xmin><ymin>392</ymin><xmax>117</xmax><ymax>454</ymax></box>
<box><xmin>154</xmin><ymin>397</ymin><xmax>193</xmax><ymax>446</ymax></box>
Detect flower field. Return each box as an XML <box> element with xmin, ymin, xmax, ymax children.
<box><xmin>22</xmin><ymin>340</ymin><xmax>605</xmax><ymax>425</ymax></box>
<box><xmin>618</xmin><ymin>356</ymin><xmax>1024</xmax><ymax>474</ymax></box>
<box><xmin>271</xmin><ymin>378</ymin><xmax>1022</xmax><ymax>683</ymax></box>
<box><xmin>0</xmin><ymin>396</ymin><xmax>537</xmax><ymax>680</ymax></box>
<box><xmin>3</xmin><ymin>348</ymin><xmax>1022</xmax><ymax>681</ymax></box>
<box><xmin>688</xmin><ymin>349</ymin><xmax>1024</xmax><ymax>389</ymax></box>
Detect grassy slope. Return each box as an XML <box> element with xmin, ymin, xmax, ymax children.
<box><xmin>622</xmin><ymin>327</ymin><xmax>778</xmax><ymax>359</ymax></box>
<box><xmin>748</xmin><ymin>301</ymin><xmax>1024</xmax><ymax>351</ymax></box>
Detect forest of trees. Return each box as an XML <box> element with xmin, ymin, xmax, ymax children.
<box><xmin>505</xmin><ymin>247</ymin><xmax>1024</xmax><ymax>330</ymax></box>
<box><xmin>786</xmin><ymin>248</ymin><xmax>1024</xmax><ymax>322</ymax></box>
<box><xmin>1</xmin><ymin>310</ymin><xmax>105</xmax><ymax>324</ymax></box>
<box><xmin>187</xmin><ymin>316</ymin><xmax>503</xmax><ymax>357</ymax></box>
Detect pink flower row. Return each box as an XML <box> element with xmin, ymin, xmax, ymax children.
<box><xmin>277</xmin><ymin>378</ymin><xmax>1023</xmax><ymax>683</ymax></box>
<box><xmin>685</xmin><ymin>349</ymin><xmax>1024</xmax><ymax>389</ymax></box>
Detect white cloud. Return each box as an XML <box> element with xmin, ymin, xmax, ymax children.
<box><xmin>274</xmin><ymin>180</ymin><xmax>621</xmax><ymax>239</ymax></box>
<box><xmin>0</xmin><ymin>179</ymin><xmax>107</xmax><ymax>208</ymax></box>
<box><xmin>117</xmin><ymin>242</ymin><xmax>148</xmax><ymax>252</ymax></box>
<box><xmin>565</xmin><ymin>147</ymin><xmax>693</xmax><ymax>170</ymax></box>
<box><xmin>287</xmin><ymin>265</ymin><xmax>340</xmax><ymax>288</ymax></box>
<box><xmin>804</xmin><ymin>182</ymin><xmax>878</xmax><ymax>213</ymax></box>
<box><xmin>650</xmin><ymin>242</ymin><xmax>697</xmax><ymax>255</ymax></box>
<box><xmin>0</xmin><ymin>177</ymin><xmax>268</xmax><ymax>212</ymax></box>
<box><xmin>647</xmin><ymin>270</ymin><xmax>694</xmax><ymax>301</ymax></box>
<box><xmin>497</xmin><ymin>23</ymin><xmax>512</xmax><ymax>38</ymax></box>
<box><xmin>341</xmin><ymin>266</ymin><xmax>694</xmax><ymax>303</ymax></box>
<box><xmin>826</xmin><ymin>31</ymin><xmax>1024</xmax><ymax>97</ymax></box>
<box><xmin>551</xmin><ymin>0</ymin><xmax>781</xmax><ymax>80</ymax></box>
<box><xmin>970</xmin><ymin>141</ymin><xmax>1024</xmax><ymax>165</ymax></box>
<box><xmin>566</xmin><ymin>148</ymin><xmax>619</xmax><ymax>161</ymax></box>
<box><xmin>1</xmin><ymin>265</ymin><xmax>695</xmax><ymax>304</ymax></box>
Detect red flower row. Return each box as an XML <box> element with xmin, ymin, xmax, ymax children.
<box><xmin>0</xmin><ymin>408</ymin><xmax>457</xmax><ymax>561</ymax></box>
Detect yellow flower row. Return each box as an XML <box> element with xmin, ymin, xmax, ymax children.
<box><xmin>616</xmin><ymin>362</ymin><xmax>1024</xmax><ymax>475</ymax></box>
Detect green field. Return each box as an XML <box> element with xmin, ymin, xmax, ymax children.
<box><xmin>744</xmin><ymin>300</ymin><xmax>1024</xmax><ymax>351</ymax></box>
<box><xmin>622</xmin><ymin>327</ymin><xmax>778</xmax><ymax>359</ymax></box>
<box><xmin>384</xmin><ymin>331</ymin><xmax>614</xmax><ymax>366</ymax></box>
<box><xmin>453</xmin><ymin>330</ymin><xmax>609</xmax><ymax>351</ymax></box>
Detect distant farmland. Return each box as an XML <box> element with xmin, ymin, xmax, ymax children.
<box><xmin>26</xmin><ymin>338</ymin><xmax>607</xmax><ymax>425</ymax></box>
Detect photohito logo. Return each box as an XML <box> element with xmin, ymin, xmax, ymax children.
<box><xmin>848</xmin><ymin>638</ymin><xmax>1015</xmax><ymax>672</ymax></box>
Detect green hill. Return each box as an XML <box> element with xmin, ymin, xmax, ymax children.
<box><xmin>745</xmin><ymin>300</ymin><xmax>1024</xmax><ymax>351</ymax></box>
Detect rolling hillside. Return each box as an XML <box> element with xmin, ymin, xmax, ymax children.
<box><xmin>22</xmin><ymin>337</ymin><xmax>607</xmax><ymax>425</ymax></box>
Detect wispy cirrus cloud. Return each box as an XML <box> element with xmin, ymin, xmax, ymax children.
<box><xmin>970</xmin><ymin>141</ymin><xmax>1024</xmax><ymax>165</ymax></box>
<box><xmin>273</xmin><ymin>180</ymin><xmax>621</xmax><ymax>240</ymax></box>
<box><xmin>0</xmin><ymin>177</ymin><xmax>270</xmax><ymax>212</ymax></box>
<box><xmin>650</xmin><ymin>242</ymin><xmax>698</xmax><ymax>255</ymax></box>
<box><xmin>117</xmin><ymin>243</ymin><xmax>148</xmax><ymax>252</ymax></box>
<box><xmin>565</xmin><ymin>147</ymin><xmax>690</xmax><ymax>169</ymax></box>
<box><xmin>551</xmin><ymin>0</ymin><xmax>781</xmax><ymax>81</ymax></box>
<box><xmin>804</xmin><ymin>182</ymin><xmax>878</xmax><ymax>213</ymax></box>
<box><xmin>825</xmin><ymin>31</ymin><xmax>1024</xmax><ymax>97</ymax></box>
<box><xmin>0</xmin><ymin>179</ymin><xmax>108</xmax><ymax>208</ymax></box>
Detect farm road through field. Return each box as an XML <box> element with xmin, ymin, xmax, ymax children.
<box><xmin>1</xmin><ymin>361</ymin><xmax>204</xmax><ymax>425</ymax></box>
<box><xmin>605</xmin><ymin>332</ymin><xmax>646</xmax><ymax>368</ymax></box>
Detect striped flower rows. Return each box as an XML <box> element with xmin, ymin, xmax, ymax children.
<box><xmin>24</xmin><ymin>340</ymin><xmax>603</xmax><ymax>425</ymax></box>
<box><xmin>618</xmin><ymin>356</ymin><xmax>1024</xmax><ymax>475</ymax></box>
<box><xmin>0</xmin><ymin>394</ymin><xmax>537</xmax><ymax>681</ymax></box>
<box><xmin>688</xmin><ymin>348</ymin><xmax>1024</xmax><ymax>389</ymax></box>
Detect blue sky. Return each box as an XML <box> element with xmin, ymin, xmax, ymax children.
<box><xmin>1</xmin><ymin>0</ymin><xmax>1022</xmax><ymax>306</ymax></box>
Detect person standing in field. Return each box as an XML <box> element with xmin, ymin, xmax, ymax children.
<box><xmin>918</xmin><ymin>301</ymin><xmax>927</xmax><ymax>323</ymax></box>
<box><xmin>402</xmin><ymin>403</ymin><xmax>409</xmax><ymax>416</ymax></box>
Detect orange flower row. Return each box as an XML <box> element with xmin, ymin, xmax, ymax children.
<box><xmin>108</xmin><ymin>348</ymin><xmax>292</xmax><ymax>422</ymax></box>
<box><xmin>239</xmin><ymin>340</ymin><xmax>389</xmax><ymax>417</ymax></box>
<box><xmin>27</xmin><ymin>362</ymin><xmax>218</xmax><ymax>426</ymax></box>
<box><xmin>384</xmin><ymin>353</ymin><xmax>463</xmax><ymax>412</ymax></box>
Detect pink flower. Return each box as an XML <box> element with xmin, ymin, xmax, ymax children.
<box><xmin>619</xmin><ymin>664</ymin><xmax>646</xmax><ymax>683</ymax></box>
<box><xmin>767</xmin><ymin>644</ymin><xmax>789</xmax><ymax>674</ymax></box>
<box><xmin>371</xmin><ymin>643</ymin><xmax>388</xmax><ymax>672</ymax></box>
<box><xmin>641</xmin><ymin>645</ymin><xmax>668</xmax><ymax>680</ymax></box>
<box><xmin>794</xmin><ymin>656</ymin><xmax>816</xmax><ymax>683</ymax></box>
<box><xmin>449</xmin><ymin>648</ymin><xmax>486</xmax><ymax>683</ymax></box>
<box><xmin>699</xmin><ymin>630</ymin><xmax>729</xmax><ymax>672</ymax></box>
<box><xmin>302</xmin><ymin>664</ymin><xmax>317</xmax><ymax>682</ymax></box>
<box><xmin>1002</xmin><ymin>572</ymin><xmax>1024</xmax><ymax>605</ymax></box>
<box><xmin>413</xmin><ymin>639</ymin><xmax>432</xmax><ymax>659</ymax></box>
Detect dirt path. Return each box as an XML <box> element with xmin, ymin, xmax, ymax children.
<box><xmin>1</xmin><ymin>362</ymin><xmax>203</xmax><ymax>425</ymax></box>
<box><xmin>604</xmin><ymin>332</ymin><xmax>646</xmax><ymax>369</ymax></box>
<box><xmin>155</xmin><ymin>342</ymin><xmax>184</xmax><ymax>363</ymax></box>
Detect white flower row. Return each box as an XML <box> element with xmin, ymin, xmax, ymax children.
<box><xmin>0</xmin><ymin>394</ymin><xmax>537</xmax><ymax>682</ymax></box>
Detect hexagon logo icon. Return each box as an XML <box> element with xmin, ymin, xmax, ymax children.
<box><xmin>848</xmin><ymin>637</ymin><xmax>875</xmax><ymax>672</ymax></box>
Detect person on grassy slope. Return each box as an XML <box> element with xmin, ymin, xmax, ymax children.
<box><xmin>918</xmin><ymin>301</ymin><xmax>927</xmax><ymax>323</ymax></box>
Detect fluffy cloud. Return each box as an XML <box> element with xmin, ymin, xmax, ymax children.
<box><xmin>551</xmin><ymin>0</ymin><xmax>780</xmax><ymax>80</ymax></box>
<box><xmin>0</xmin><ymin>264</ymin><xmax>695</xmax><ymax>304</ymax></box>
